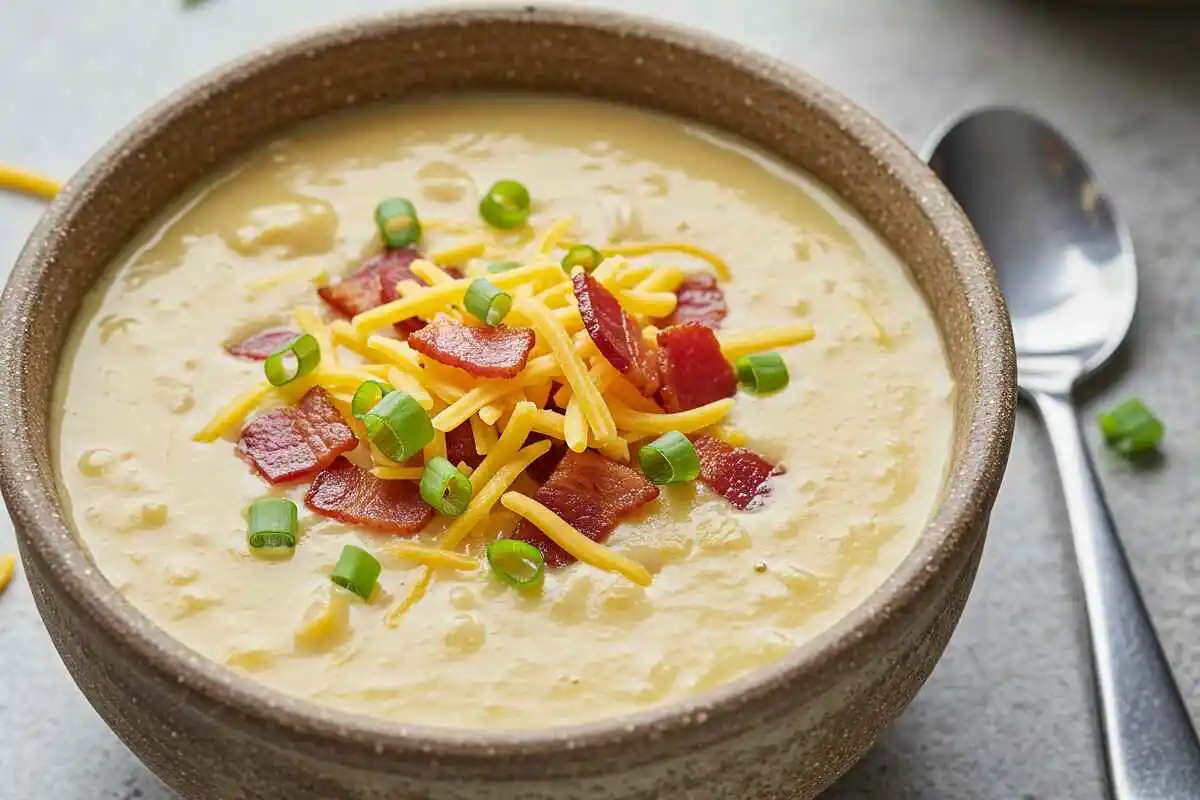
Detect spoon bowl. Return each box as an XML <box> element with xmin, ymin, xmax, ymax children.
<box><xmin>927</xmin><ymin>108</ymin><xmax>1136</xmax><ymax>389</ymax></box>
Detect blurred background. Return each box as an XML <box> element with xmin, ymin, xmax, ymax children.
<box><xmin>3</xmin><ymin>1</ymin><xmax>1200</xmax><ymax>798</ymax></box>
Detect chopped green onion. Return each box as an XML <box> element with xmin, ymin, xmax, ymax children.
<box><xmin>263</xmin><ymin>334</ymin><xmax>321</xmax><ymax>387</ymax></box>
<box><xmin>637</xmin><ymin>431</ymin><xmax>701</xmax><ymax>485</ymax></box>
<box><xmin>463</xmin><ymin>278</ymin><xmax>512</xmax><ymax>326</ymax></box>
<box><xmin>375</xmin><ymin>197</ymin><xmax>422</xmax><ymax>248</ymax></box>
<box><xmin>330</xmin><ymin>544</ymin><xmax>381</xmax><ymax>600</ymax></box>
<box><xmin>487</xmin><ymin>260</ymin><xmax>522</xmax><ymax>274</ymax></box>
<box><xmin>735</xmin><ymin>352</ymin><xmax>789</xmax><ymax>395</ymax></box>
<box><xmin>1098</xmin><ymin>397</ymin><xmax>1164</xmax><ymax>457</ymax></box>
<box><xmin>561</xmin><ymin>244</ymin><xmax>604</xmax><ymax>274</ymax></box>
<box><xmin>247</xmin><ymin>497</ymin><xmax>298</xmax><ymax>551</ymax></box>
<box><xmin>486</xmin><ymin>539</ymin><xmax>545</xmax><ymax>590</ymax></box>
<box><xmin>351</xmin><ymin>380</ymin><xmax>393</xmax><ymax>420</ymax></box>
<box><xmin>362</xmin><ymin>391</ymin><xmax>434</xmax><ymax>462</ymax></box>
<box><xmin>479</xmin><ymin>179</ymin><xmax>531</xmax><ymax>229</ymax></box>
<box><xmin>419</xmin><ymin>456</ymin><xmax>473</xmax><ymax>516</ymax></box>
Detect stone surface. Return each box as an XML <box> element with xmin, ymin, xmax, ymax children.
<box><xmin>2</xmin><ymin>1</ymin><xmax>1199</xmax><ymax>797</ymax></box>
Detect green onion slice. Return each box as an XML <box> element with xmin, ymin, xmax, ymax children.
<box><xmin>351</xmin><ymin>380</ymin><xmax>394</xmax><ymax>420</ymax></box>
<box><xmin>1098</xmin><ymin>397</ymin><xmax>1164</xmax><ymax>457</ymax></box>
<box><xmin>637</xmin><ymin>430</ymin><xmax>701</xmax><ymax>485</ymax></box>
<box><xmin>330</xmin><ymin>544</ymin><xmax>381</xmax><ymax>600</ymax></box>
<box><xmin>362</xmin><ymin>390</ymin><xmax>435</xmax><ymax>463</ymax></box>
<box><xmin>735</xmin><ymin>352</ymin><xmax>789</xmax><ymax>395</ymax></box>
<box><xmin>419</xmin><ymin>456</ymin><xmax>473</xmax><ymax>516</ymax></box>
<box><xmin>479</xmin><ymin>179</ymin><xmax>531</xmax><ymax>229</ymax></box>
<box><xmin>375</xmin><ymin>197</ymin><xmax>422</xmax><ymax>248</ymax></box>
<box><xmin>487</xmin><ymin>260</ymin><xmax>522</xmax><ymax>274</ymax></box>
<box><xmin>247</xmin><ymin>497</ymin><xmax>298</xmax><ymax>550</ymax></box>
<box><xmin>486</xmin><ymin>539</ymin><xmax>546</xmax><ymax>590</ymax></box>
<box><xmin>463</xmin><ymin>278</ymin><xmax>513</xmax><ymax>326</ymax></box>
<box><xmin>263</xmin><ymin>334</ymin><xmax>321</xmax><ymax>387</ymax></box>
<box><xmin>561</xmin><ymin>244</ymin><xmax>604</xmax><ymax>274</ymax></box>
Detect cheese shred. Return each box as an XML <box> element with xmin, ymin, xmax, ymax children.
<box><xmin>0</xmin><ymin>554</ymin><xmax>16</xmax><ymax>595</ymax></box>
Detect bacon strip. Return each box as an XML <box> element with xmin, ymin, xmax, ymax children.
<box><xmin>573</xmin><ymin>271</ymin><xmax>660</xmax><ymax>397</ymax></box>
<box><xmin>445</xmin><ymin>422</ymin><xmax>483</xmax><ymax>469</ymax></box>
<box><xmin>226</xmin><ymin>327</ymin><xmax>300</xmax><ymax>360</ymax></box>
<box><xmin>656</xmin><ymin>322</ymin><xmax>737</xmax><ymax>413</ymax></box>
<box><xmin>408</xmin><ymin>318</ymin><xmax>535</xmax><ymax>379</ymax></box>
<box><xmin>512</xmin><ymin>450</ymin><xmax>659</xmax><ymax>567</ymax></box>
<box><xmin>318</xmin><ymin>248</ymin><xmax>457</xmax><ymax>335</ymax></box>
<box><xmin>658</xmin><ymin>273</ymin><xmax>727</xmax><ymax>329</ymax></box>
<box><xmin>691</xmin><ymin>435</ymin><xmax>782</xmax><ymax>511</ymax></box>
<box><xmin>305</xmin><ymin>457</ymin><xmax>434</xmax><ymax>535</ymax></box>
<box><xmin>238</xmin><ymin>387</ymin><xmax>358</xmax><ymax>484</ymax></box>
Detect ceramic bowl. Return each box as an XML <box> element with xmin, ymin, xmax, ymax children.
<box><xmin>0</xmin><ymin>6</ymin><xmax>1015</xmax><ymax>799</ymax></box>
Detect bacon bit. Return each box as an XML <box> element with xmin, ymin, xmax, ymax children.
<box><xmin>656</xmin><ymin>322</ymin><xmax>737</xmax><ymax>413</ymax></box>
<box><xmin>238</xmin><ymin>387</ymin><xmax>358</xmax><ymax>484</ymax></box>
<box><xmin>408</xmin><ymin>317</ymin><xmax>535</xmax><ymax>379</ymax></box>
<box><xmin>525</xmin><ymin>435</ymin><xmax>566</xmax><ymax>483</ymax></box>
<box><xmin>318</xmin><ymin>248</ymin><xmax>458</xmax><ymax>335</ymax></box>
<box><xmin>691</xmin><ymin>435</ymin><xmax>782</xmax><ymax>510</ymax></box>
<box><xmin>573</xmin><ymin>271</ymin><xmax>660</xmax><ymax>397</ymax></box>
<box><xmin>445</xmin><ymin>422</ymin><xmax>483</xmax><ymax>468</ymax></box>
<box><xmin>658</xmin><ymin>273</ymin><xmax>727</xmax><ymax>329</ymax></box>
<box><xmin>305</xmin><ymin>457</ymin><xmax>434</xmax><ymax>535</ymax></box>
<box><xmin>226</xmin><ymin>327</ymin><xmax>301</xmax><ymax>360</ymax></box>
<box><xmin>513</xmin><ymin>450</ymin><xmax>658</xmax><ymax>567</ymax></box>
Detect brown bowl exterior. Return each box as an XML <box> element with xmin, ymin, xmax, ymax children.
<box><xmin>0</xmin><ymin>6</ymin><xmax>1015</xmax><ymax>799</ymax></box>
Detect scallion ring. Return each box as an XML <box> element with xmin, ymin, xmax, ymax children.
<box><xmin>487</xmin><ymin>260</ymin><xmax>522</xmax><ymax>274</ymax></box>
<box><xmin>330</xmin><ymin>544</ymin><xmax>381</xmax><ymax>600</ymax></box>
<box><xmin>486</xmin><ymin>539</ymin><xmax>546</xmax><ymax>591</ymax></box>
<box><xmin>463</xmin><ymin>278</ymin><xmax>512</xmax><ymax>326</ymax></box>
<box><xmin>375</xmin><ymin>197</ymin><xmax>422</xmax><ymax>248</ymax></box>
<box><xmin>1098</xmin><ymin>397</ymin><xmax>1164</xmax><ymax>457</ymax></box>
<box><xmin>735</xmin><ymin>352</ymin><xmax>789</xmax><ymax>395</ymax></box>
<box><xmin>351</xmin><ymin>380</ymin><xmax>394</xmax><ymax>420</ymax></box>
<box><xmin>637</xmin><ymin>430</ymin><xmax>701</xmax><ymax>485</ymax></box>
<box><xmin>561</xmin><ymin>244</ymin><xmax>604</xmax><ymax>274</ymax></box>
<box><xmin>263</xmin><ymin>334</ymin><xmax>320</xmax><ymax>387</ymax></box>
<box><xmin>479</xmin><ymin>179</ymin><xmax>531</xmax><ymax>229</ymax></box>
<box><xmin>247</xmin><ymin>497</ymin><xmax>298</xmax><ymax>551</ymax></box>
<box><xmin>362</xmin><ymin>390</ymin><xmax>435</xmax><ymax>463</ymax></box>
<box><xmin>419</xmin><ymin>456</ymin><xmax>473</xmax><ymax>516</ymax></box>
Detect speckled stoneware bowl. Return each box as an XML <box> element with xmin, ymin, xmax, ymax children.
<box><xmin>0</xmin><ymin>6</ymin><xmax>1015</xmax><ymax>799</ymax></box>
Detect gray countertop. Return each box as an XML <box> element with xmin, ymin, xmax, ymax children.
<box><xmin>3</xmin><ymin>1</ymin><xmax>1199</xmax><ymax>797</ymax></box>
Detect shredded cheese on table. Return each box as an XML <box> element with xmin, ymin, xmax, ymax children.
<box><xmin>0</xmin><ymin>555</ymin><xmax>15</xmax><ymax>595</ymax></box>
<box><xmin>0</xmin><ymin>165</ymin><xmax>60</xmax><ymax>200</ymax></box>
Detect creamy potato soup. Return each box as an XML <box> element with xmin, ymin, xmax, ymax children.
<box><xmin>54</xmin><ymin>96</ymin><xmax>954</xmax><ymax>729</ymax></box>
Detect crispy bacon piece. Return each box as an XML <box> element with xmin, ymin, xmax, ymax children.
<box><xmin>512</xmin><ymin>450</ymin><xmax>659</xmax><ymax>567</ymax></box>
<box><xmin>656</xmin><ymin>322</ymin><xmax>737</xmax><ymax>413</ymax></box>
<box><xmin>573</xmin><ymin>271</ymin><xmax>660</xmax><ymax>397</ymax></box>
<box><xmin>691</xmin><ymin>435</ymin><xmax>782</xmax><ymax>510</ymax></box>
<box><xmin>658</xmin><ymin>273</ymin><xmax>727</xmax><ymax>329</ymax></box>
<box><xmin>445</xmin><ymin>422</ymin><xmax>484</xmax><ymax>469</ymax></box>
<box><xmin>238</xmin><ymin>387</ymin><xmax>358</xmax><ymax>484</ymax></box>
<box><xmin>226</xmin><ymin>327</ymin><xmax>300</xmax><ymax>360</ymax></box>
<box><xmin>408</xmin><ymin>318</ymin><xmax>535</xmax><ymax>379</ymax></box>
<box><xmin>318</xmin><ymin>248</ymin><xmax>457</xmax><ymax>335</ymax></box>
<box><xmin>305</xmin><ymin>457</ymin><xmax>434</xmax><ymax>535</ymax></box>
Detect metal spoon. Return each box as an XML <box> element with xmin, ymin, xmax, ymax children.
<box><xmin>926</xmin><ymin>108</ymin><xmax>1200</xmax><ymax>799</ymax></box>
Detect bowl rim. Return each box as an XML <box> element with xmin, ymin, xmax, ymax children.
<box><xmin>0</xmin><ymin>2</ymin><xmax>1015</xmax><ymax>772</ymax></box>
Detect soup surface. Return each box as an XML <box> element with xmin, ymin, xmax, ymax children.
<box><xmin>54</xmin><ymin>96</ymin><xmax>954</xmax><ymax>729</ymax></box>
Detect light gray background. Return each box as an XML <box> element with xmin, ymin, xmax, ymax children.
<box><xmin>2</xmin><ymin>1</ymin><xmax>1199</xmax><ymax>798</ymax></box>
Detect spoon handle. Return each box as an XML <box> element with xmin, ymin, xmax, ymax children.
<box><xmin>1031</xmin><ymin>389</ymin><xmax>1200</xmax><ymax>799</ymax></box>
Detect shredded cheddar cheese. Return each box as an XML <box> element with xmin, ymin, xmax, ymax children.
<box><xmin>371</xmin><ymin>466</ymin><xmax>425</xmax><ymax>481</ymax></box>
<box><xmin>386</xmin><ymin>543</ymin><xmax>479</xmax><ymax>571</ymax></box>
<box><xmin>429</xmin><ymin>239</ymin><xmax>487</xmax><ymax>266</ymax></box>
<box><xmin>0</xmin><ymin>165</ymin><xmax>60</xmax><ymax>200</ymax></box>
<box><xmin>501</xmin><ymin>492</ymin><xmax>652</xmax><ymax>586</ymax></box>
<box><xmin>537</xmin><ymin>215</ymin><xmax>577</xmax><ymax>254</ymax></box>
<box><xmin>609</xmin><ymin>397</ymin><xmax>734</xmax><ymax>435</ymax></box>
<box><xmin>720</xmin><ymin>325</ymin><xmax>815</xmax><ymax>360</ymax></box>
<box><xmin>565</xmin><ymin>240</ymin><xmax>731</xmax><ymax>281</ymax></box>
<box><xmin>195</xmin><ymin>382</ymin><xmax>276</xmax><ymax>442</ymax></box>
<box><xmin>0</xmin><ymin>555</ymin><xmax>16</xmax><ymax>595</ymax></box>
